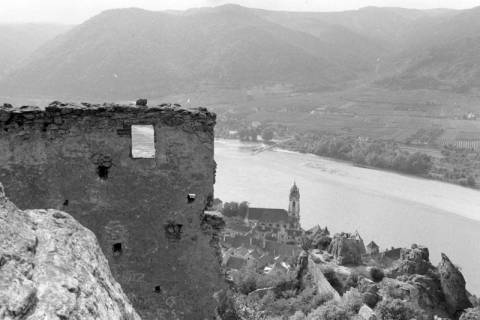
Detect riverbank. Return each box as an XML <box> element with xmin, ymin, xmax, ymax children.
<box><xmin>217</xmin><ymin>134</ymin><xmax>479</xmax><ymax>190</ymax></box>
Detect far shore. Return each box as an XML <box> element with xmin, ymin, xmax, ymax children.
<box><xmin>216</xmin><ymin>136</ymin><xmax>479</xmax><ymax>188</ymax></box>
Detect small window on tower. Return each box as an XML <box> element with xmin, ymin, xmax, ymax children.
<box><xmin>131</xmin><ymin>125</ymin><xmax>155</xmax><ymax>158</ymax></box>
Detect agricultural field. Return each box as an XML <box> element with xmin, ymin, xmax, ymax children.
<box><xmin>200</xmin><ymin>86</ymin><xmax>480</xmax><ymax>147</ymax></box>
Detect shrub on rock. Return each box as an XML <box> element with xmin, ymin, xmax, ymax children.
<box><xmin>370</xmin><ymin>267</ymin><xmax>385</xmax><ymax>282</ymax></box>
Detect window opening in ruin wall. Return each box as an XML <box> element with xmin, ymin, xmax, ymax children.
<box><xmin>131</xmin><ymin>125</ymin><xmax>155</xmax><ymax>158</ymax></box>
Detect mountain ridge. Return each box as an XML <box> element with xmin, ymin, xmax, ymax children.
<box><xmin>0</xmin><ymin>6</ymin><xmax>382</xmax><ymax>99</ymax></box>
<box><xmin>1</xmin><ymin>4</ymin><xmax>480</xmax><ymax>99</ymax></box>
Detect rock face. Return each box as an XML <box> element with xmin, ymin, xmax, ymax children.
<box><xmin>307</xmin><ymin>256</ymin><xmax>341</xmax><ymax>301</ymax></box>
<box><xmin>306</xmin><ymin>226</ymin><xmax>332</xmax><ymax>250</ymax></box>
<box><xmin>438</xmin><ymin>253</ymin><xmax>472</xmax><ymax>316</ymax></box>
<box><xmin>358</xmin><ymin>278</ymin><xmax>380</xmax><ymax>308</ymax></box>
<box><xmin>390</xmin><ymin>245</ymin><xmax>433</xmax><ymax>276</ymax></box>
<box><xmin>378</xmin><ymin>276</ymin><xmax>449</xmax><ymax>317</ymax></box>
<box><xmin>328</xmin><ymin>232</ymin><xmax>365</xmax><ymax>265</ymax></box>
<box><xmin>358</xmin><ymin>304</ymin><xmax>376</xmax><ymax>320</ymax></box>
<box><xmin>0</xmin><ymin>102</ymin><xmax>225</xmax><ymax>319</ymax></box>
<box><xmin>0</xmin><ymin>184</ymin><xmax>140</xmax><ymax>320</ymax></box>
<box><xmin>460</xmin><ymin>307</ymin><xmax>480</xmax><ymax>320</ymax></box>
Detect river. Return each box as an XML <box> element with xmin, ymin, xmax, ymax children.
<box><xmin>214</xmin><ymin>139</ymin><xmax>480</xmax><ymax>294</ymax></box>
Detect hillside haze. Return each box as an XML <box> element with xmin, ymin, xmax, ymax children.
<box><xmin>0</xmin><ymin>5</ymin><xmax>383</xmax><ymax>99</ymax></box>
<box><xmin>0</xmin><ymin>23</ymin><xmax>71</xmax><ymax>79</ymax></box>
<box><xmin>380</xmin><ymin>6</ymin><xmax>480</xmax><ymax>91</ymax></box>
<box><xmin>1</xmin><ymin>4</ymin><xmax>480</xmax><ymax>99</ymax></box>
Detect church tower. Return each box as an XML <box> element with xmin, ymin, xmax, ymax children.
<box><xmin>288</xmin><ymin>182</ymin><xmax>300</xmax><ymax>224</ymax></box>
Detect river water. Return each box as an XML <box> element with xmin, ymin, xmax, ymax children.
<box><xmin>214</xmin><ymin>139</ymin><xmax>480</xmax><ymax>294</ymax></box>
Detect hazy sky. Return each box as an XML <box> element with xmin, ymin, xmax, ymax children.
<box><xmin>1</xmin><ymin>0</ymin><xmax>479</xmax><ymax>24</ymax></box>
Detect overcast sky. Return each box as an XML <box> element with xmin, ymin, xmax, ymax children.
<box><xmin>1</xmin><ymin>0</ymin><xmax>479</xmax><ymax>24</ymax></box>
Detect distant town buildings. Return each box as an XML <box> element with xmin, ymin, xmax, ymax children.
<box><xmin>245</xmin><ymin>182</ymin><xmax>303</xmax><ymax>245</ymax></box>
<box><xmin>221</xmin><ymin>182</ymin><xmax>304</xmax><ymax>272</ymax></box>
<box><xmin>220</xmin><ymin>182</ymin><xmax>410</xmax><ymax>274</ymax></box>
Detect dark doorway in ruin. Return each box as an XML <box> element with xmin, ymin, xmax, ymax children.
<box><xmin>112</xmin><ymin>242</ymin><xmax>122</xmax><ymax>256</ymax></box>
<box><xmin>97</xmin><ymin>165</ymin><xmax>109</xmax><ymax>180</ymax></box>
<box><xmin>164</xmin><ymin>223</ymin><xmax>183</xmax><ymax>241</ymax></box>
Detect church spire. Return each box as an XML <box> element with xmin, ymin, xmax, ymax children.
<box><xmin>288</xmin><ymin>181</ymin><xmax>300</xmax><ymax>223</ymax></box>
<box><xmin>290</xmin><ymin>181</ymin><xmax>300</xmax><ymax>200</ymax></box>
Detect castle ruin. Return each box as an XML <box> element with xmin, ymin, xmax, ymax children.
<box><xmin>0</xmin><ymin>101</ymin><xmax>225</xmax><ymax>320</ymax></box>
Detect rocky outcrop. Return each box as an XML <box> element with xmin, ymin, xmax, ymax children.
<box><xmin>460</xmin><ymin>307</ymin><xmax>480</xmax><ymax>320</ymax></box>
<box><xmin>358</xmin><ymin>278</ymin><xmax>380</xmax><ymax>308</ymax></box>
<box><xmin>307</xmin><ymin>256</ymin><xmax>341</xmax><ymax>301</ymax></box>
<box><xmin>305</xmin><ymin>225</ymin><xmax>331</xmax><ymax>250</ymax></box>
<box><xmin>380</xmin><ymin>245</ymin><xmax>472</xmax><ymax>317</ymax></box>
<box><xmin>378</xmin><ymin>274</ymin><xmax>450</xmax><ymax>317</ymax></box>
<box><xmin>328</xmin><ymin>232</ymin><xmax>365</xmax><ymax>265</ymax></box>
<box><xmin>358</xmin><ymin>304</ymin><xmax>376</xmax><ymax>320</ymax></box>
<box><xmin>438</xmin><ymin>253</ymin><xmax>472</xmax><ymax>316</ymax></box>
<box><xmin>0</xmin><ymin>184</ymin><xmax>140</xmax><ymax>320</ymax></box>
<box><xmin>295</xmin><ymin>251</ymin><xmax>309</xmax><ymax>289</ymax></box>
<box><xmin>390</xmin><ymin>245</ymin><xmax>433</xmax><ymax>276</ymax></box>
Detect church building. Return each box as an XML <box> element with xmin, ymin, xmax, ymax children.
<box><xmin>245</xmin><ymin>182</ymin><xmax>303</xmax><ymax>245</ymax></box>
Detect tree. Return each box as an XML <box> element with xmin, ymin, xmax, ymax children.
<box><xmin>351</xmin><ymin>143</ymin><xmax>367</xmax><ymax>165</ymax></box>
<box><xmin>239</xmin><ymin>201</ymin><xmax>249</xmax><ymax>218</ymax></box>
<box><xmin>405</xmin><ymin>152</ymin><xmax>433</xmax><ymax>174</ymax></box>
<box><xmin>222</xmin><ymin>202</ymin><xmax>240</xmax><ymax>217</ymax></box>
<box><xmin>239</xmin><ymin>129</ymin><xmax>249</xmax><ymax>141</ymax></box>
<box><xmin>369</xmin><ymin>267</ymin><xmax>385</xmax><ymax>282</ymax></box>
<box><xmin>307</xmin><ymin>301</ymin><xmax>351</xmax><ymax>320</ymax></box>
<box><xmin>467</xmin><ymin>176</ymin><xmax>476</xmax><ymax>188</ymax></box>
<box><xmin>250</xmin><ymin>129</ymin><xmax>259</xmax><ymax>142</ymax></box>
<box><xmin>212</xmin><ymin>198</ymin><xmax>223</xmax><ymax>210</ymax></box>
<box><xmin>262</xmin><ymin>129</ymin><xmax>274</xmax><ymax>142</ymax></box>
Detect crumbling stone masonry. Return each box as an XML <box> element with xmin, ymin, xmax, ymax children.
<box><xmin>0</xmin><ymin>101</ymin><xmax>225</xmax><ymax>320</ymax></box>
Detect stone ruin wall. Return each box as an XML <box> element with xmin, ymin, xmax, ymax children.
<box><xmin>0</xmin><ymin>101</ymin><xmax>225</xmax><ymax>320</ymax></box>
